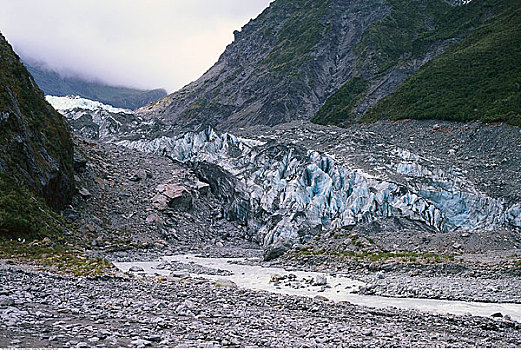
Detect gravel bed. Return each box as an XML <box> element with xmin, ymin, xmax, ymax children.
<box><xmin>1</xmin><ymin>265</ymin><xmax>521</xmax><ymax>348</ymax></box>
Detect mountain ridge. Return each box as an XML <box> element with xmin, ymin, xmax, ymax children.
<box><xmin>138</xmin><ymin>0</ymin><xmax>493</xmax><ymax>131</ymax></box>
<box><xmin>137</xmin><ymin>0</ymin><xmax>392</xmax><ymax>130</ymax></box>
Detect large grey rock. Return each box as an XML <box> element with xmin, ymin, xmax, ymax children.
<box><xmin>264</xmin><ymin>239</ymin><xmax>293</xmax><ymax>261</ymax></box>
<box><xmin>313</xmin><ymin>275</ymin><xmax>328</xmax><ymax>286</ymax></box>
<box><xmin>0</xmin><ymin>296</ymin><xmax>15</xmax><ymax>306</ymax></box>
<box><xmin>154</xmin><ymin>184</ymin><xmax>192</xmax><ymax>211</ymax></box>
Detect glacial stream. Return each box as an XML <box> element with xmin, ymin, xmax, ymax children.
<box><xmin>113</xmin><ymin>254</ymin><xmax>521</xmax><ymax>322</ymax></box>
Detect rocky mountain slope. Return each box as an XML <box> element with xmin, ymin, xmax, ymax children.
<box><xmin>69</xmin><ymin>137</ymin><xmax>248</xmax><ymax>252</ymax></box>
<box><xmin>0</xmin><ymin>33</ymin><xmax>74</xmax><ymax>212</ymax></box>
<box><xmin>24</xmin><ymin>60</ymin><xmax>167</xmax><ymax>110</ymax></box>
<box><xmin>137</xmin><ymin>0</ymin><xmax>510</xmax><ymax>131</ymax></box>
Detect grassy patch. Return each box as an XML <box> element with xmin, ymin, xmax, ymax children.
<box><xmin>0</xmin><ymin>238</ymin><xmax>113</xmax><ymax>277</ymax></box>
<box><xmin>293</xmin><ymin>245</ymin><xmax>455</xmax><ymax>264</ymax></box>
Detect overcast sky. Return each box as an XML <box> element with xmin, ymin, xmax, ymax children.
<box><xmin>0</xmin><ymin>0</ymin><xmax>272</xmax><ymax>92</ymax></box>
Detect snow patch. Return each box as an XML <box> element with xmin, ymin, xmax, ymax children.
<box><xmin>46</xmin><ymin>95</ymin><xmax>132</xmax><ymax>114</ymax></box>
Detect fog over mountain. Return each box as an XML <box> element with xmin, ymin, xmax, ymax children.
<box><xmin>0</xmin><ymin>0</ymin><xmax>272</xmax><ymax>92</ymax></box>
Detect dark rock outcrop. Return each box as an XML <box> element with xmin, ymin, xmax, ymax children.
<box><xmin>0</xmin><ymin>32</ymin><xmax>74</xmax><ymax>209</ymax></box>
<box><xmin>264</xmin><ymin>239</ymin><xmax>293</xmax><ymax>261</ymax></box>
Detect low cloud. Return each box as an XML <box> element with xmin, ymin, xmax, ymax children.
<box><xmin>0</xmin><ymin>0</ymin><xmax>272</xmax><ymax>92</ymax></box>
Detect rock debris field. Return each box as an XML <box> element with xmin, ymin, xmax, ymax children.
<box><xmin>2</xmin><ymin>119</ymin><xmax>521</xmax><ymax>348</ymax></box>
<box><xmin>2</xmin><ymin>264</ymin><xmax>521</xmax><ymax>348</ymax></box>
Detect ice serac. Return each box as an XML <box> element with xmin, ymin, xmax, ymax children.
<box><xmin>116</xmin><ymin>127</ymin><xmax>521</xmax><ymax>248</ymax></box>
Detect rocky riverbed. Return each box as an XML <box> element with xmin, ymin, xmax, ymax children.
<box><xmin>2</xmin><ymin>262</ymin><xmax>521</xmax><ymax>348</ymax></box>
<box><xmin>354</xmin><ymin>270</ymin><xmax>521</xmax><ymax>303</ymax></box>
<box><xmin>3</xmin><ymin>110</ymin><xmax>520</xmax><ymax>347</ymax></box>
<box><xmin>278</xmin><ymin>252</ymin><xmax>521</xmax><ymax>306</ymax></box>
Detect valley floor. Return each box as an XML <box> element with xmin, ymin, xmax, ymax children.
<box><xmin>1</xmin><ymin>252</ymin><xmax>521</xmax><ymax>348</ymax></box>
<box><xmin>2</xmin><ymin>121</ymin><xmax>521</xmax><ymax>347</ymax></box>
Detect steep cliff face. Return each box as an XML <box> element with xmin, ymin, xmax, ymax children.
<box><xmin>137</xmin><ymin>0</ymin><xmax>477</xmax><ymax>131</ymax></box>
<box><xmin>0</xmin><ymin>33</ymin><xmax>74</xmax><ymax>210</ymax></box>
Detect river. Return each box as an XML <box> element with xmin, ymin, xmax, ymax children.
<box><xmin>113</xmin><ymin>254</ymin><xmax>521</xmax><ymax>322</ymax></box>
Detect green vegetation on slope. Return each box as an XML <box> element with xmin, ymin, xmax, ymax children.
<box><xmin>25</xmin><ymin>62</ymin><xmax>167</xmax><ymax>110</ymax></box>
<box><xmin>0</xmin><ymin>33</ymin><xmax>74</xmax><ymax>209</ymax></box>
<box><xmin>364</xmin><ymin>4</ymin><xmax>521</xmax><ymax>125</ymax></box>
<box><xmin>313</xmin><ymin>0</ymin><xmax>519</xmax><ymax>127</ymax></box>
<box><xmin>311</xmin><ymin>77</ymin><xmax>368</xmax><ymax>125</ymax></box>
<box><xmin>262</xmin><ymin>0</ymin><xmax>332</xmax><ymax>73</ymax></box>
<box><xmin>356</xmin><ymin>0</ymin><xmax>453</xmax><ymax>73</ymax></box>
<box><xmin>355</xmin><ymin>0</ymin><xmax>507</xmax><ymax>73</ymax></box>
<box><xmin>0</xmin><ymin>172</ymin><xmax>66</xmax><ymax>239</ymax></box>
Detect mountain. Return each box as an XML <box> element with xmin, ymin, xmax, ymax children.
<box><xmin>0</xmin><ymin>33</ymin><xmax>74</xmax><ymax>237</ymax></box>
<box><xmin>24</xmin><ymin>61</ymin><xmax>167</xmax><ymax>110</ymax></box>
<box><xmin>53</xmin><ymin>0</ymin><xmax>521</xmax><ymax>255</ymax></box>
<box><xmin>137</xmin><ymin>0</ymin><xmax>511</xmax><ymax>131</ymax></box>
<box><xmin>317</xmin><ymin>0</ymin><xmax>520</xmax><ymax>126</ymax></box>
<box><xmin>362</xmin><ymin>0</ymin><xmax>521</xmax><ymax>126</ymax></box>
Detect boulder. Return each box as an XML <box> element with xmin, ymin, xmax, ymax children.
<box><xmin>78</xmin><ymin>188</ymin><xmax>91</xmax><ymax>199</ymax></box>
<box><xmin>152</xmin><ymin>194</ymin><xmax>169</xmax><ymax>211</ymax></box>
<box><xmin>73</xmin><ymin>152</ymin><xmax>88</xmax><ymax>172</ymax></box>
<box><xmin>263</xmin><ymin>239</ymin><xmax>292</xmax><ymax>261</ymax></box>
<box><xmin>145</xmin><ymin>213</ymin><xmax>160</xmax><ymax>224</ymax></box>
<box><xmin>129</xmin><ymin>266</ymin><xmax>145</xmax><ymax>272</ymax></box>
<box><xmin>154</xmin><ymin>184</ymin><xmax>192</xmax><ymax>211</ymax></box>
<box><xmin>313</xmin><ymin>275</ymin><xmax>327</xmax><ymax>286</ymax></box>
<box><xmin>129</xmin><ymin>170</ymin><xmax>147</xmax><ymax>182</ymax></box>
<box><xmin>195</xmin><ymin>180</ymin><xmax>211</xmax><ymax>195</ymax></box>
<box><xmin>215</xmin><ymin>279</ymin><xmax>237</xmax><ymax>288</ymax></box>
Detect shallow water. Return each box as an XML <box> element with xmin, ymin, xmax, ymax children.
<box><xmin>113</xmin><ymin>254</ymin><xmax>521</xmax><ymax>322</ymax></box>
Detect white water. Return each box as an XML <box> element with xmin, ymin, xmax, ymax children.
<box><xmin>113</xmin><ymin>254</ymin><xmax>521</xmax><ymax>322</ymax></box>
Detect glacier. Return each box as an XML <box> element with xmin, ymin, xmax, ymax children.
<box><xmin>47</xmin><ymin>95</ymin><xmax>132</xmax><ymax>114</ymax></box>
<box><xmin>116</xmin><ymin>127</ymin><xmax>521</xmax><ymax>246</ymax></box>
<box><xmin>47</xmin><ymin>96</ymin><xmax>521</xmax><ymax>248</ymax></box>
